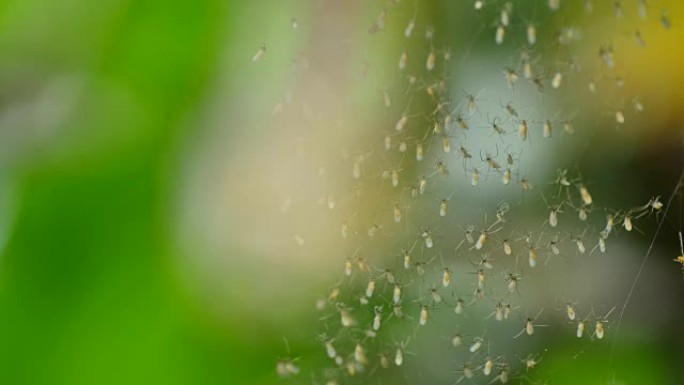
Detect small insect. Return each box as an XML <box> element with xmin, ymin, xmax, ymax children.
<box><xmin>354</xmin><ymin>343</ymin><xmax>368</xmax><ymax>365</ymax></box>
<box><xmin>392</xmin><ymin>169</ymin><xmax>400</xmax><ymax>188</ymax></box>
<box><xmin>458</xmin><ymin>145</ymin><xmax>473</xmax><ymax>161</ymax></box>
<box><xmin>506</xmin><ymin>273</ymin><xmax>520</xmax><ymax>293</ymax></box>
<box><xmin>367</xmin><ymin>224</ymin><xmax>380</xmax><ymax>238</ymax></box>
<box><xmin>465</xmin><ymin>338</ymin><xmax>482</xmax><ymax>354</ymax></box>
<box><xmin>502</xmin><ymin>239</ymin><xmax>512</xmax><ymax>255</ymax></box>
<box><xmin>455</xmin><ymin>362</ymin><xmax>476</xmax><ymax>384</ymax></box>
<box><xmin>622</xmin><ymin>213</ymin><xmax>634</xmax><ymax>231</ymax></box>
<box><xmin>345</xmin><ymin>361</ymin><xmax>357</xmax><ymax>376</ymax></box>
<box><xmin>329</xmin><ymin>288</ymin><xmax>340</xmax><ymax>302</ymax></box>
<box><xmin>399</xmin><ymin>50</ymin><xmax>408</xmax><ymax>70</ymax></box>
<box><xmin>394</xmin><ymin>346</ymin><xmax>404</xmax><ymax>366</ymax></box>
<box><xmin>633</xmin><ymin>0</ymin><xmax>647</xmax><ymax>19</ymax></box>
<box><xmin>496</xmin><ymin>366</ymin><xmax>510</xmax><ymax>384</ymax></box>
<box><xmin>456</xmin><ymin>114</ymin><xmax>469</xmax><ymax>130</ymax></box>
<box><xmin>483</xmin><ymin>357</ymin><xmax>495</xmax><ymax>376</ymax></box>
<box><xmin>426</xmin><ymin>50</ymin><xmax>436</xmax><ymax>71</ymax></box>
<box><xmin>403</xmin><ymin>250</ymin><xmax>412</xmax><ymax>270</ymax></box>
<box><xmin>519</xmin><ymin>120</ymin><xmax>528</xmax><ymax>141</ymax></box>
<box><xmin>521</xmin><ymin>354</ymin><xmax>540</xmax><ymax>371</ymax></box>
<box><xmin>419</xmin><ymin>175</ymin><xmax>428</xmax><ymax>194</ymax></box>
<box><xmin>405</xmin><ymin>18</ymin><xmax>415</xmax><ymax>38</ymax></box>
<box><xmin>425</xmin><ymin>26</ymin><xmax>435</xmax><ymax>40</ymax></box>
<box><xmin>399</xmin><ymin>140</ymin><xmax>407</xmax><ymax>152</ymax></box>
<box><xmin>562</xmin><ymin>120</ymin><xmax>575</xmax><ymax>135</ymax></box>
<box><xmin>661</xmin><ymin>11</ymin><xmax>671</xmax><ymax>29</ymax></box>
<box><xmin>635</xmin><ymin>30</ymin><xmax>645</xmax><ymax>47</ymax></box>
<box><xmin>356</xmin><ymin>257</ymin><xmax>368</xmax><ymax>273</ymax></box>
<box><xmin>439</xmin><ymin>198</ymin><xmax>449</xmax><ymax>217</ymax></box>
<box><xmin>597</xmin><ymin>234</ymin><xmax>607</xmax><ymax>254</ymax></box>
<box><xmin>651</xmin><ymin>196</ymin><xmax>664</xmax><ymax>211</ymax></box>
<box><xmin>579</xmin><ymin>185</ymin><xmax>593</xmax><ymax>205</ymax></box>
<box><xmin>352</xmin><ymin>155</ymin><xmax>363</xmax><ymax>179</ymax></box>
<box><xmin>548</xmin><ymin>0</ymin><xmax>560</xmax><ymax>11</ymax></box>
<box><xmin>613</xmin><ymin>0</ymin><xmax>624</xmax><ymax>17</ymax></box>
<box><xmin>340</xmin><ymin>308</ymin><xmax>355</xmax><ymax>327</ymax></box>
<box><xmin>452</xmin><ymin>333</ymin><xmax>463</xmax><ymax>347</ymax></box>
<box><xmin>373</xmin><ymin>307</ymin><xmax>383</xmax><ymax>330</ymax></box>
<box><xmin>594</xmin><ymin>307</ymin><xmax>616</xmax><ymax>339</ymax></box>
<box><xmin>543</xmin><ymin>119</ymin><xmax>553</xmax><ymax>138</ymax></box>
<box><xmin>495</xmin><ymin>24</ymin><xmax>506</xmax><ymax>45</ymax></box>
<box><xmin>466</xmin><ymin>93</ymin><xmax>479</xmax><ymax>115</ymax></box>
<box><xmin>496</xmin><ymin>203</ymin><xmax>509</xmax><ymax>224</ymax></box>
<box><xmin>527</xmin><ymin>24</ymin><xmax>537</xmax><ymax>45</ymax></box>
<box><xmin>429</xmin><ymin>288</ymin><xmax>443</xmax><ymax>303</ymax></box>
<box><xmin>588</xmin><ymin>80</ymin><xmax>597</xmax><ymax>93</ymax></box>
<box><xmin>615</xmin><ymin>109</ymin><xmax>625</xmax><ymax>124</ymax></box>
<box><xmin>393</xmin><ymin>284</ymin><xmax>402</xmax><ymax>305</ymax></box>
<box><xmin>443</xmin><ymin>268</ymin><xmax>452</xmax><ymax>287</ymax></box>
<box><xmin>416</xmin><ymin>142</ymin><xmax>424</xmax><ymax>162</ymax></box>
<box><xmin>599</xmin><ymin>45</ymin><xmax>615</xmax><ymax>68</ymax></box>
<box><xmin>573</xmin><ymin>235</ymin><xmax>586</xmax><ymax>254</ymax></box>
<box><xmin>454</xmin><ymin>298</ymin><xmax>465</xmax><ymax>314</ymax></box>
<box><xmin>565</xmin><ymin>303</ymin><xmax>577</xmax><ymax>321</ymax></box>
<box><xmin>474</xmin><ymin>0</ymin><xmax>484</xmax><ymax>10</ymax></box>
<box><xmin>394</xmin><ymin>304</ymin><xmax>404</xmax><ymax>318</ymax></box>
<box><xmin>493</xmin><ymin>302</ymin><xmax>504</xmax><ymax>321</ymax></box>
<box><xmin>324</xmin><ymin>339</ymin><xmax>337</xmax><ymax>359</ymax></box>
<box><xmin>380</xmin><ymin>268</ymin><xmax>395</xmax><ymax>285</ymax></box>
<box><xmin>476</xmin><ymin>269</ymin><xmax>486</xmax><ymax>289</ymax></box>
<box><xmin>521</xmin><ymin>177</ymin><xmax>532</xmax><ymax>193</ymax></box>
<box><xmin>504</xmin><ymin>303</ymin><xmax>513</xmax><ymax>320</ymax></box>
<box><xmin>484</xmin><ymin>151</ymin><xmax>502</xmax><ymax>170</ymax></box>
<box><xmin>674</xmin><ymin>232</ymin><xmax>684</xmax><ymax>268</ymax></box>
<box><xmin>464</xmin><ymin>225</ymin><xmax>475</xmax><ymax>244</ymax></box>
<box><xmin>549</xmin><ymin>236</ymin><xmax>560</xmax><ymax>256</ymax></box>
<box><xmin>422</xmin><ymin>228</ymin><xmax>434</xmax><ymax>248</ymax></box>
<box><xmin>473</xmin><ymin>287</ymin><xmax>486</xmax><ymax>301</ymax></box>
<box><xmin>514</xmin><ymin>309</ymin><xmax>545</xmax><ymax>338</ymax></box>
<box><xmin>604</xmin><ymin>214</ymin><xmax>616</xmax><ymax>236</ymax></box>
<box><xmin>341</xmin><ymin>223</ymin><xmax>349</xmax><ymax>239</ymax></box>
<box><xmin>503</xmin><ymin>168</ymin><xmax>511</xmax><ymax>186</ymax></box>
<box><xmin>576</xmin><ymin>319</ymin><xmax>586</xmax><ymax>338</ymax></box>
<box><xmin>416</xmin><ymin>261</ymin><xmax>427</xmax><ymax>275</ymax></box>
<box><xmin>344</xmin><ymin>259</ymin><xmax>353</xmax><ymax>276</ymax></box>
<box><xmin>471</xmin><ymin>168</ymin><xmax>480</xmax><ymax>186</ymax></box>
<box><xmin>419</xmin><ymin>305</ymin><xmax>429</xmax><ymax>326</ymax></box>
<box><xmin>276</xmin><ymin>359</ymin><xmax>299</xmax><ymax>377</ymax></box>
<box><xmin>522</xmin><ymin>57</ymin><xmax>533</xmax><ymax>79</ymax></box>
<box><xmin>504</xmin><ymin>68</ymin><xmax>519</xmax><ymax>88</ymax></box>
<box><xmin>393</xmin><ymin>204</ymin><xmax>402</xmax><ymax>223</ymax></box>
<box><xmin>252</xmin><ymin>45</ymin><xmax>266</xmax><ymax>62</ymax></box>
<box><xmin>532</xmin><ymin>76</ymin><xmax>545</xmax><ymax>93</ymax></box>
<box><xmin>366</xmin><ymin>279</ymin><xmax>376</xmax><ymax>298</ymax></box>
<box><xmin>435</xmin><ymin>160</ymin><xmax>449</xmax><ymax>176</ymax></box>
<box><xmin>502</xmin><ymin>102</ymin><xmax>518</xmax><ymax>119</ymax></box>
<box><xmin>527</xmin><ymin>246</ymin><xmax>538</xmax><ymax>268</ymax></box>
<box><xmin>395</xmin><ymin>114</ymin><xmax>408</xmax><ymax>132</ymax></box>
<box><xmin>551</xmin><ymin>71</ymin><xmax>562</xmax><ymax>89</ymax></box>
<box><xmin>500</xmin><ymin>2</ymin><xmax>512</xmax><ymax>26</ymax></box>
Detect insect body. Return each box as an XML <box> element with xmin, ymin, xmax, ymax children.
<box><xmin>252</xmin><ymin>45</ymin><xmax>266</xmax><ymax>62</ymax></box>
<box><xmin>419</xmin><ymin>306</ymin><xmax>429</xmax><ymax>326</ymax></box>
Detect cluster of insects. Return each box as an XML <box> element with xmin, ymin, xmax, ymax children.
<box><xmin>262</xmin><ymin>0</ymin><xmax>678</xmax><ymax>384</ymax></box>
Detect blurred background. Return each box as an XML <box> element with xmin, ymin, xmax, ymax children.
<box><xmin>0</xmin><ymin>0</ymin><xmax>683</xmax><ymax>384</ymax></box>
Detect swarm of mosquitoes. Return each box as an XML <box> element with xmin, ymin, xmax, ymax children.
<box><xmin>260</xmin><ymin>0</ymin><xmax>680</xmax><ymax>384</ymax></box>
